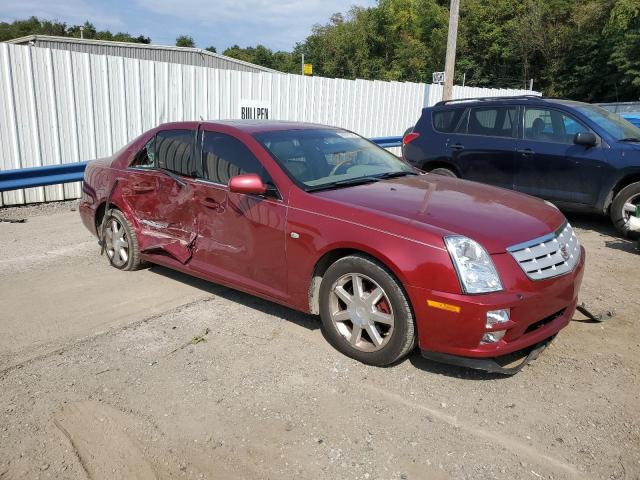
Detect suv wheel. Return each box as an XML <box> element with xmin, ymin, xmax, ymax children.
<box><xmin>610</xmin><ymin>182</ymin><xmax>640</xmax><ymax>237</ymax></box>
<box><xmin>319</xmin><ymin>254</ymin><xmax>416</xmax><ymax>366</ymax></box>
<box><xmin>429</xmin><ymin>167</ymin><xmax>458</xmax><ymax>178</ymax></box>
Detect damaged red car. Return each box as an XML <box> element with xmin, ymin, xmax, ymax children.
<box><xmin>80</xmin><ymin>121</ymin><xmax>585</xmax><ymax>373</ymax></box>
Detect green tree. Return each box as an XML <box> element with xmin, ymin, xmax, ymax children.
<box><xmin>0</xmin><ymin>17</ymin><xmax>150</xmax><ymax>44</ymax></box>
<box><xmin>175</xmin><ymin>35</ymin><xmax>195</xmax><ymax>48</ymax></box>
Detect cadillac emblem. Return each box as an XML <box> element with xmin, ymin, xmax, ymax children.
<box><xmin>560</xmin><ymin>244</ymin><xmax>570</xmax><ymax>261</ymax></box>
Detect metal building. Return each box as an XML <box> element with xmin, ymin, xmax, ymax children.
<box><xmin>6</xmin><ymin>35</ymin><xmax>278</xmax><ymax>74</ymax></box>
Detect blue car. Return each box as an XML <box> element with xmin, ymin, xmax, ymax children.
<box><xmin>402</xmin><ymin>96</ymin><xmax>640</xmax><ymax>235</ymax></box>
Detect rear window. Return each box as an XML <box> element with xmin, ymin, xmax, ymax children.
<box><xmin>467</xmin><ymin>107</ymin><xmax>517</xmax><ymax>138</ymax></box>
<box><xmin>432</xmin><ymin>109</ymin><xmax>466</xmax><ymax>133</ymax></box>
<box><xmin>156</xmin><ymin>129</ymin><xmax>196</xmax><ymax>177</ymax></box>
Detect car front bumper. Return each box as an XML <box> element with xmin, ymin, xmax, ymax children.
<box><xmin>407</xmin><ymin>246</ymin><xmax>585</xmax><ymax>360</ymax></box>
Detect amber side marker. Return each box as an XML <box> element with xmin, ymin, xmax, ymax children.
<box><xmin>427</xmin><ymin>300</ymin><xmax>461</xmax><ymax>313</ymax></box>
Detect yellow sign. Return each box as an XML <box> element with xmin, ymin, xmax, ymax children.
<box><xmin>303</xmin><ymin>63</ymin><xmax>313</xmax><ymax>75</ymax></box>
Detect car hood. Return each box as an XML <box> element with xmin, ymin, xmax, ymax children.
<box><xmin>313</xmin><ymin>174</ymin><xmax>565</xmax><ymax>254</ymax></box>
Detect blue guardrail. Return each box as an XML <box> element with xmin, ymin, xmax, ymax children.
<box><xmin>0</xmin><ymin>136</ymin><xmax>403</xmax><ymax>193</ymax></box>
<box><xmin>621</xmin><ymin>113</ymin><xmax>640</xmax><ymax>129</ymax></box>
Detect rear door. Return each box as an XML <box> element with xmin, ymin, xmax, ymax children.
<box><xmin>449</xmin><ymin>105</ymin><xmax>518</xmax><ymax>189</ymax></box>
<box><xmin>121</xmin><ymin>129</ymin><xmax>198</xmax><ymax>263</ymax></box>
<box><xmin>189</xmin><ymin>128</ymin><xmax>288</xmax><ymax>299</ymax></box>
<box><xmin>513</xmin><ymin>107</ymin><xmax>609</xmax><ymax>205</ymax></box>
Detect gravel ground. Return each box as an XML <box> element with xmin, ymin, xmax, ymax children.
<box><xmin>0</xmin><ymin>201</ymin><xmax>638</xmax><ymax>480</ymax></box>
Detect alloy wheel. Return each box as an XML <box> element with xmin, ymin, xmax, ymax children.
<box><xmin>622</xmin><ymin>193</ymin><xmax>640</xmax><ymax>228</ymax></box>
<box><xmin>329</xmin><ymin>273</ymin><xmax>394</xmax><ymax>352</ymax></box>
<box><xmin>105</xmin><ymin>217</ymin><xmax>129</xmax><ymax>267</ymax></box>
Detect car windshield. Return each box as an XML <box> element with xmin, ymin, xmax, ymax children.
<box><xmin>574</xmin><ymin>104</ymin><xmax>640</xmax><ymax>141</ymax></box>
<box><xmin>254</xmin><ymin>128</ymin><xmax>416</xmax><ymax>191</ymax></box>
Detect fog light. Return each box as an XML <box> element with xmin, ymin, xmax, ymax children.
<box><xmin>486</xmin><ymin>309</ymin><xmax>510</xmax><ymax>328</ymax></box>
<box><xmin>481</xmin><ymin>330</ymin><xmax>506</xmax><ymax>344</ymax></box>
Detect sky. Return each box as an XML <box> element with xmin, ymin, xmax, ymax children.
<box><xmin>1</xmin><ymin>0</ymin><xmax>377</xmax><ymax>51</ymax></box>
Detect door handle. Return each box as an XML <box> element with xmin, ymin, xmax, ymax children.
<box><xmin>133</xmin><ymin>183</ymin><xmax>155</xmax><ymax>194</ymax></box>
<box><xmin>448</xmin><ymin>143</ymin><xmax>464</xmax><ymax>151</ymax></box>
<box><xmin>200</xmin><ymin>198</ymin><xmax>221</xmax><ymax>209</ymax></box>
<box><xmin>517</xmin><ymin>148</ymin><xmax>534</xmax><ymax>156</ymax></box>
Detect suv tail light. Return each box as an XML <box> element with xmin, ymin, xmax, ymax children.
<box><xmin>403</xmin><ymin>132</ymin><xmax>420</xmax><ymax>145</ymax></box>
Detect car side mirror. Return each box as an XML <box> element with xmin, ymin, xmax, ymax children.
<box><xmin>574</xmin><ymin>132</ymin><xmax>597</xmax><ymax>147</ymax></box>
<box><xmin>228</xmin><ymin>174</ymin><xmax>267</xmax><ymax>195</ymax></box>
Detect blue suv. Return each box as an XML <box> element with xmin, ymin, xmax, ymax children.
<box><xmin>402</xmin><ymin>96</ymin><xmax>640</xmax><ymax>235</ymax></box>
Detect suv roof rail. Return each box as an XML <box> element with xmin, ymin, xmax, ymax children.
<box><xmin>434</xmin><ymin>95</ymin><xmax>543</xmax><ymax>107</ymax></box>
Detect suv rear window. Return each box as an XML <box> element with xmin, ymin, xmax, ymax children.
<box><xmin>467</xmin><ymin>107</ymin><xmax>517</xmax><ymax>138</ymax></box>
<box><xmin>432</xmin><ymin>109</ymin><xmax>466</xmax><ymax>133</ymax></box>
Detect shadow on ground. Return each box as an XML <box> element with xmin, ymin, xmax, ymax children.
<box><xmin>565</xmin><ymin>212</ymin><xmax>638</xmax><ymax>253</ymax></box>
<box><xmin>147</xmin><ymin>264</ymin><xmax>320</xmax><ymax>332</ymax></box>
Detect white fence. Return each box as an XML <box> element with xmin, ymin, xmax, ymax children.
<box><xmin>0</xmin><ymin>42</ymin><xmax>536</xmax><ymax>206</ymax></box>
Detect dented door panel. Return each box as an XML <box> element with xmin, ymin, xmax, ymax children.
<box><xmin>121</xmin><ymin>170</ymin><xmax>198</xmax><ymax>264</ymax></box>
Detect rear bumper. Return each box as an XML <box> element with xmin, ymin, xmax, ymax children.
<box><xmin>79</xmin><ymin>182</ymin><xmax>99</xmax><ymax>236</ymax></box>
<box><xmin>407</xmin><ymin>246</ymin><xmax>585</xmax><ymax>359</ymax></box>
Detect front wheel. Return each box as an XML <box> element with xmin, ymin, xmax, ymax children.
<box><xmin>319</xmin><ymin>255</ymin><xmax>416</xmax><ymax>366</ymax></box>
<box><xmin>610</xmin><ymin>182</ymin><xmax>640</xmax><ymax>237</ymax></box>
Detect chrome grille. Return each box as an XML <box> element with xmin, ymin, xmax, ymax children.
<box><xmin>508</xmin><ymin>223</ymin><xmax>580</xmax><ymax>281</ymax></box>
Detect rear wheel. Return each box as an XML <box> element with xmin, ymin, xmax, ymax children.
<box><xmin>428</xmin><ymin>167</ymin><xmax>458</xmax><ymax>178</ymax></box>
<box><xmin>319</xmin><ymin>255</ymin><xmax>416</xmax><ymax>366</ymax></box>
<box><xmin>610</xmin><ymin>182</ymin><xmax>640</xmax><ymax>237</ymax></box>
<box><xmin>103</xmin><ymin>210</ymin><xmax>143</xmax><ymax>270</ymax></box>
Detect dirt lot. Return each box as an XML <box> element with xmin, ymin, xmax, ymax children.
<box><xmin>0</xmin><ymin>201</ymin><xmax>638</xmax><ymax>480</ymax></box>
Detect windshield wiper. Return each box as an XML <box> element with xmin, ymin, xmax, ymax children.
<box><xmin>375</xmin><ymin>171</ymin><xmax>419</xmax><ymax>179</ymax></box>
<box><xmin>619</xmin><ymin>137</ymin><xmax>640</xmax><ymax>142</ymax></box>
<box><xmin>307</xmin><ymin>176</ymin><xmax>380</xmax><ymax>192</ymax></box>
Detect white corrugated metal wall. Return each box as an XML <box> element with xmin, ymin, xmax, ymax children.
<box><xmin>0</xmin><ymin>43</ymin><xmax>537</xmax><ymax>206</ymax></box>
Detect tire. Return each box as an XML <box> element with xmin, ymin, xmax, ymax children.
<box><xmin>610</xmin><ymin>182</ymin><xmax>640</xmax><ymax>237</ymax></box>
<box><xmin>102</xmin><ymin>209</ymin><xmax>143</xmax><ymax>271</ymax></box>
<box><xmin>428</xmin><ymin>167</ymin><xmax>458</xmax><ymax>178</ymax></box>
<box><xmin>318</xmin><ymin>254</ymin><xmax>416</xmax><ymax>366</ymax></box>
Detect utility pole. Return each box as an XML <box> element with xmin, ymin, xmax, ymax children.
<box><xmin>301</xmin><ymin>53</ymin><xmax>304</xmax><ymax>76</ymax></box>
<box><xmin>442</xmin><ymin>0</ymin><xmax>460</xmax><ymax>101</ymax></box>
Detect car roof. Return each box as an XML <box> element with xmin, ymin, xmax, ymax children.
<box><xmin>201</xmin><ymin>120</ymin><xmax>336</xmax><ymax>133</ymax></box>
<box><xmin>432</xmin><ymin>96</ymin><xmax>590</xmax><ymax>109</ymax></box>
<box><xmin>154</xmin><ymin>120</ymin><xmax>339</xmax><ymax>134</ymax></box>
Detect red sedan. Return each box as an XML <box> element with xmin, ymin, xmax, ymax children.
<box><xmin>80</xmin><ymin>121</ymin><xmax>585</xmax><ymax>372</ymax></box>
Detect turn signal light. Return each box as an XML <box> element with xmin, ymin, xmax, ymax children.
<box><xmin>402</xmin><ymin>132</ymin><xmax>420</xmax><ymax>145</ymax></box>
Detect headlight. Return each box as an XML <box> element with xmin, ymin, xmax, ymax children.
<box><xmin>444</xmin><ymin>236</ymin><xmax>503</xmax><ymax>294</ymax></box>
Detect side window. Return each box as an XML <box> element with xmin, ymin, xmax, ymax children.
<box><xmin>156</xmin><ymin>129</ymin><xmax>196</xmax><ymax>177</ymax></box>
<box><xmin>524</xmin><ymin>108</ymin><xmax>590</xmax><ymax>144</ymax></box>
<box><xmin>432</xmin><ymin>109</ymin><xmax>466</xmax><ymax>133</ymax></box>
<box><xmin>562</xmin><ymin>115</ymin><xmax>590</xmax><ymax>141</ymax></box>
<box><xmin>467</xmin><ymin>107</ymin><xmax>517</xmax><ymax>138</ymax></box>
<box><xmin>132</xmin><ymin>138</ymin><xmax>155</xmax><ymax>168</ymax></box>
<box><xmin>201</xmin><ymin>131</ymin><xmax>270</xmax><ymax>185</ymax></box>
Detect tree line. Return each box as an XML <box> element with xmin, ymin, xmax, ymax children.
<box><xmin>2</xmin><ymin>0</ymin><xmax>638</xmax><ymax>102</ymax></box>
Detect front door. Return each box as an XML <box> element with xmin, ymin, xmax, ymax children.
<box><xmin>189</xmin><ymin>129</ymin><xmax>288</xmax><ymax>299</ymax></box>
<box><xmin>514</xmin><ymin>107</ymin><xmax>610</xmax><ymax>205</ymax></box>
